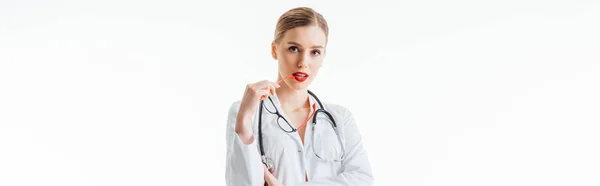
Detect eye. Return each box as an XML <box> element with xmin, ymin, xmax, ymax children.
<box><xmin>288</xmin><ymin>46</ymin><xmax>299</xmax><ymax>53</ymax></box>
<box><xmin>311</xmin><ymin>50</ymin><xmax>321</xmax><ymax>56</ymax></box>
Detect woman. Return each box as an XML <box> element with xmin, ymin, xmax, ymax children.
<box><xmin>225</xmin><ymin>7</ymin><xmax>373</xmax><ymax>186</ymax></box>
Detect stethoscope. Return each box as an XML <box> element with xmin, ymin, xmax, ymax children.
<box><xmin>258</xmin><ymin>90</ymin><xmax>345</xmax><ymax>170</ymax></box>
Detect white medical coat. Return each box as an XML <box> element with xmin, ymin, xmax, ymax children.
<box><xmin>225</xmin><ymin>94</ymin><xmax>374</xmax><ymax>186</ymax></box>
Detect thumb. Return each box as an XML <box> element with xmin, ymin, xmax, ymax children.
<box><xmin>263</xmin><ymin>164</ymin><xmax>269</xmax><ymax>175</ymax></box>
<box><xmin>263</xmin><ymin>164</ymin><xmax>275</xmax><ymax>178</ymax></box>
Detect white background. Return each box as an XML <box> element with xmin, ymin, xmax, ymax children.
<box><xmin>1</xmin><ymin>0</ymin><xmax>599</xmax><ymax>185</ymax></box>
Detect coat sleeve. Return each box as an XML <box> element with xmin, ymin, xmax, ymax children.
<box><xmin>225</xmin><ymin>101</ymin><xmax>265</xmax><ymax>186</ymax></box>
<box><xmin>293</xmin><ymin>106</ymin><xmax>374</xmax><ymax>186</ymax></box>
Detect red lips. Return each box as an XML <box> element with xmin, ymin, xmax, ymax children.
<box><xmin>292</xmin><ymin>72</ymin><xmax>309</xmax><ymax>82</ymax></box>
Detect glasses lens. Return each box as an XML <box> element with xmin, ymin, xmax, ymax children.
<box><xmin>313</xmin><ymin>115</ymin><xmax>343</xmax><ymax>161</ymax></box>
<box><xmin>277</xmin><ymin>117</ymin><xmax>294</xmax><ymax>132</ymax></box>
<box><xmin>263</xmin><ymin>99</ymin><xmax>277</xmax><ymax>114</ymax></box>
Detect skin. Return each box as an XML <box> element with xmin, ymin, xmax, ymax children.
<box><xmin>235</xmin><ymin>25</ymin><xmax>327</xmax><ymax>185</ymax></box>
<box><xmin>272</xmin><ymin>25</ymin><xmax>326</xmax><ymax>145</ymax></box>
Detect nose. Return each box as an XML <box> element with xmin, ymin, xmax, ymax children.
<box><xmin>297</xmin><ymin>54</ymin><xmax>309</xmax><ymax>69</ymax></box>
<box><xmin>297</xmin><ymin>62</ymin><xmax>308</xmax><ymax>68</ymax></box>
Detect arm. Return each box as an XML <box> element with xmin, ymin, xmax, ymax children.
<box><xmin>225</xmin><ymin>101</ymin><xmax>265</xmax><ymax>186</ymax></box>
<box><xmin>293</xmin><ymin>107</ymin><xmax>374</xmax><ymax>186</ymax></box>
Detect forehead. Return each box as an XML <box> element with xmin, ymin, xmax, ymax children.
<box><xmin>280</xmin><ymin>26</ymin><xmax>327</xmax><ymax>46</ymax></box>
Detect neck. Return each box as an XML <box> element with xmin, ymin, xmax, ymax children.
<box><xmin>275</xmin><ymin>77</ymin><xmax>310</xmax><ymax>111</ymax></box>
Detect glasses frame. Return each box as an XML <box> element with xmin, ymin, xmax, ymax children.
<box><xmin>262</xmin><ymin>97</ymin><xmax>345</xmax><ymax>162</ymax></box>
<box><xmin>263</xmin><ymin>97</ymin><xmax>296</xmax><ymax>133</ymax></box>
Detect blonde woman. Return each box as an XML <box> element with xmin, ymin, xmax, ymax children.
<box><xmin>225</xmin><ymin>7</ymin><xmax>373</xmax><ymax>186</ymax></box>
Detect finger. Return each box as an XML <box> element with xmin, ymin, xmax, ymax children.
<box><xmin>268</xmin><ymin>83</ymin><xmax>276</xmax><ymax>96</ymax></box>
<box><xmin>257</xmin><ymin>90</ymin><xmax>269</xmax><ymax>100</ymax></box>
<box><xmin>253</xmin><ymin>81</ymin><xmax>279</xmax><ymax>92</ymax></box>
<box><xmin>269</xmin><ymin>83</ymin><xmax>279</xmax><ymax>97</ymax></box>
<box><xmin>270</xmin><ymin>82</ymin><xmax>281</xmax><ymax>88</ymax></box>
<box><xmin>262</xmin><ymin>80</ymin><xmax>280</xmax><ymax>89</ymax></box>
<box><xmin>263</xmin><ymin>164</ymin><xmax>273</xmax><ymax>178</ymax></box>
<box><xmin>250</xmin><ymin>80</ymin><xmax>269</xmax><ymax>90</ymax></box>
<box><xmin>260</xmin><ymin>82</ymin><xmax>272</xmax><ymax>91</ymax></box>
<box><xmin>263</xmin><ymin>165</ymin><xmax>270</xmax><ymax>182</ymax></box>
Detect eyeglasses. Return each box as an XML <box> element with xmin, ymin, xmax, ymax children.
<box><xmin>261</xmin><ymin>96</ymin><xmax>344</xmax><ymax>162</ymax></box>
<box><xmin>263</xmin><ymin>97</ymin><xmax>296</xmax><ymax>133</ymax></box>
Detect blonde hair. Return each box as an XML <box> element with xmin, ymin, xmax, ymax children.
<box><xmin>274</xmin><ymin>7</ymin><xmax>329</xmax><ymax>44</ymax></box>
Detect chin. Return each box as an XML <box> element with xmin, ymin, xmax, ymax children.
<box><xmin>292</xmin><ymin>85</ymin><xmax>309</xmax><ymax>90</ymax></box>
<box><xmin>289</xmin><ymin>80</ymin><xmax>312</xmax><ymax>90</ymax></box>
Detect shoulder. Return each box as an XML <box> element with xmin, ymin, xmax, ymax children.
<box><xmin>323</xmin><ymin>102</ymin><xmax>350</xmax><ymax>113</ymax></box>
<box><xmin>322</xmin><ymin>102</ymin><xmax>355</xmax><ymax>122</ymax></box>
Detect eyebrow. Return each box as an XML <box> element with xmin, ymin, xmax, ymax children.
<box><xmin>287</xmin><ymin>41</ymin><xmax>323</xmax><ymax>49</ymax></box>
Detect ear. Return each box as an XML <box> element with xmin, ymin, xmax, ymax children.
<box><xmin>271</xmin><ymin>41</ymin><xmax>277</xmax><ymax>60</ymax></box>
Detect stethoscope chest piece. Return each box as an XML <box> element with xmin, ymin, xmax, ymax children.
<box><xmin>262</xmin><ymin>156</ymin><xmax>274</xmax><ymax>169</ymax></box>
